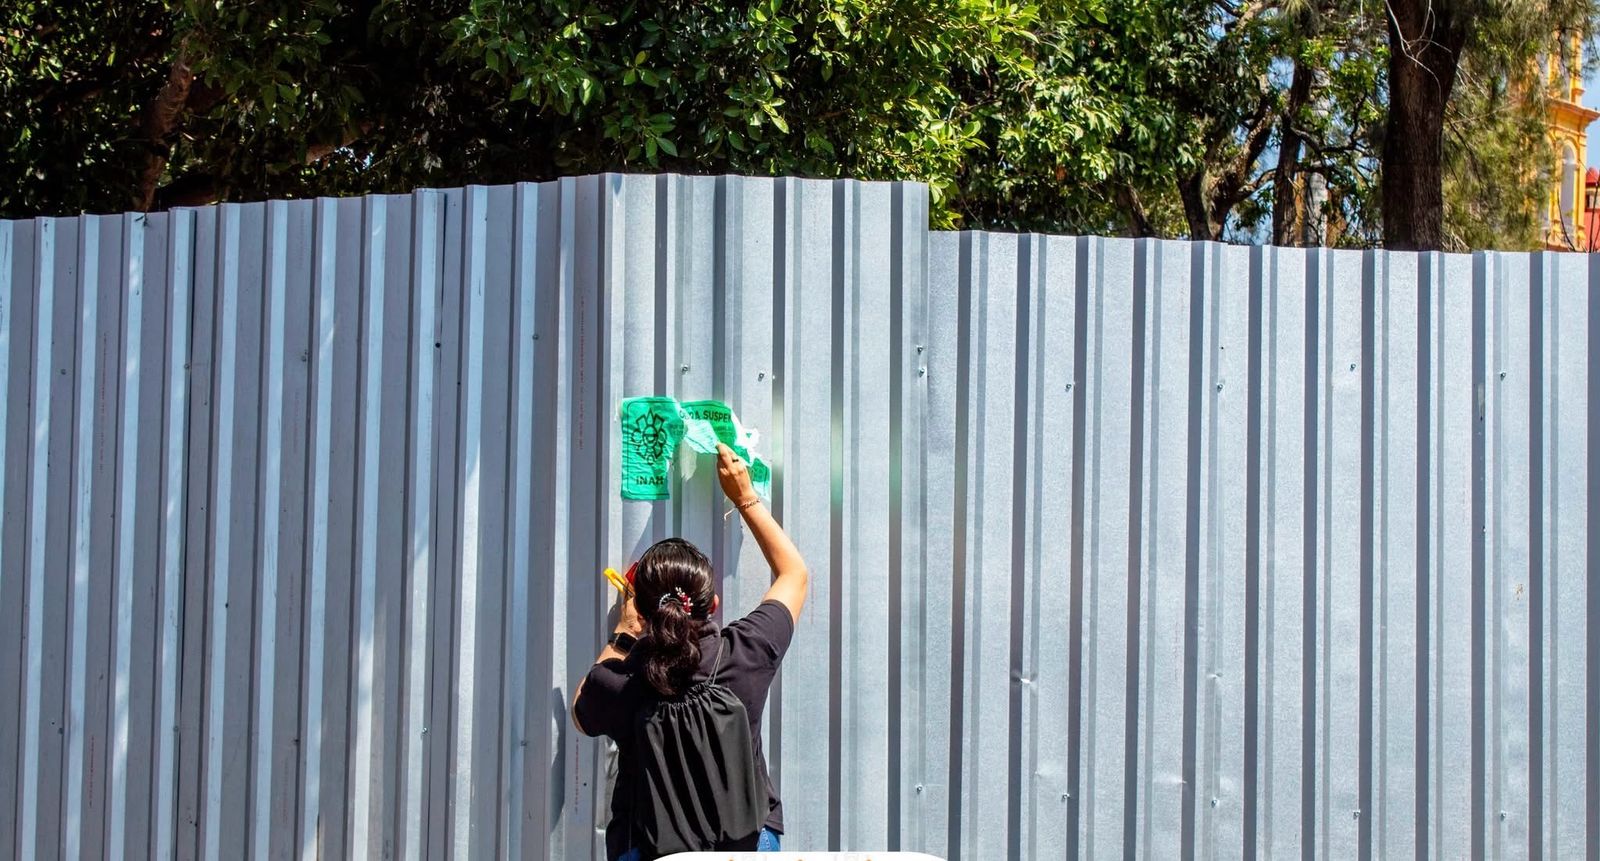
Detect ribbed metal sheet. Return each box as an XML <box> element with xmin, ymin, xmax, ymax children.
<box><xmin>0</xmin><ymin>176</ymin><xmax>1595</xmax><ymax>860</ymax></box>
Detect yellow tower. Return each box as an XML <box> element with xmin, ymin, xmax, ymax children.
<box><xmin>1543</xmin><ymin>32</ymin><xmax>1600</xmax><ymax>250</ymax></box>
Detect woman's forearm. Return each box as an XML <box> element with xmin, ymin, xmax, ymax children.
<box><xmin>740</xmin><ymin>501</ymin><xmax>804</xmax><ymax>580</ymax></box>
<box><xmin>717</xmin><ymin>445</ymin><xmax>807</xmax><ymax>618</ymax></box>
<box><xmin>570</xmin><ymin>603</ymin><xmax>640</xmax><ymax>732</ymax></box>
<box><xmin>742</xmin><ymin>499</ymin><xmax>808</xmax><ymax>620</ymax></box>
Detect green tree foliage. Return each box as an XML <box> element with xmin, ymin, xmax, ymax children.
<box><xmin>1441</xmin><ymin>59</ymin><xmax>1550</xmax><ymax>251</ymax></box>
<box><xmin>445</xmin><ymin>0</ymin><xmax>1084</xmax><ymax>222</ymax></box>
<box><xmin>4</xmin><ymin>0</ymin><xmax>392</xmax><ymax>213</ymax></box>
<box><xmin>4</xmin><ymin>0</ymin><xmax>1106</xmax><ymax>223</ymax></box>
<box><xmin>2</xmin><ymin>0</ymin><xmax>175</xmax><ymax>215</ymax></box>
<box><xmin>1</xmin><ymin>0</ymin><xmax>1596</xmax><ymax>250</ymax></box>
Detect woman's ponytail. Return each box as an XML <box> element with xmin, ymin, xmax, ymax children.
<box><xmin>633</xmin><ymin>539</ymin><xmax>717</xmax><ymax>696</ymax></box>
<box><xmin>644</xmin><ymin>589</ymin><xmax>701</xmax><ymax>695</ymax></box>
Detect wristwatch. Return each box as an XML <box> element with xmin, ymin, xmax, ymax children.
<box><xmin>607</xmin><ymin>632</ymin><xmax>637</xmax><ymax>654</ymax></box>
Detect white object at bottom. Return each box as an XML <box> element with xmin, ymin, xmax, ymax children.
<box><xmin>657</xmin><ymin>854</ymin><xmax>947</xmax><ymax>861</ymax></box>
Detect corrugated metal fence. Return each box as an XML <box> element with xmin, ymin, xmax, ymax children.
<box><xmin>0</xmin><ymin>175</ymin><xmax>1595</xmax><ymax>860</ymax></box>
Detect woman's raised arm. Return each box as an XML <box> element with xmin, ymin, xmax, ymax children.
<box><xmin>716</xmin><ymin>444</ymin><xmax>808</xmax><ymax>623</ymax></box>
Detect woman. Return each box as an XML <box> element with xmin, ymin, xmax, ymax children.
<box><xmin>573</xmin><ymin>444</ymin><xmax>809</xmax><ymax>860</ymax></box>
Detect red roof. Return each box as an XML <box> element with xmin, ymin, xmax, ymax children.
<box><xmin>1587</xmin><ymin>166</ymin><xmax>1600</xmax><ymax>185</ymax></box>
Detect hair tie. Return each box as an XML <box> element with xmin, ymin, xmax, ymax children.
<box><xmin>657</xmin><ymin>587</ymin><xmax>692</xmax><ymax>614</ymax></box>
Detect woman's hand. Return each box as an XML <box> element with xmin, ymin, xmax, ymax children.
<box><xmin>616</xmin><ymin>588</ymin><xmax>643</xmax><ymax>635</ymax></box>
<box><xmin>716</xmin><ymin>443</ymin><xmax>760</xmax><ymax>508</ymax></box>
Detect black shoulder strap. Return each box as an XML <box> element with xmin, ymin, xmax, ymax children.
<box><xmin>708</xmin><ymin>633</ymin><xmax>729</xmax><ymax>684</ymax></box>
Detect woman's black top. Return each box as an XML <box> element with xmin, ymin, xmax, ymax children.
<box><xmin>575</xmin><ymin>599</ymin><xmax>795</xmax><ymax>860</ymax></box>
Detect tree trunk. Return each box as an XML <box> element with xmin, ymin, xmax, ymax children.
<box><xmin>1179</xmin><ymin>173</ymin><xmax>1220</xmax><ymax>241</ymax></box>
<box><xmin>135</xmin><ymin>46</ymin><xmax>195</xmax><ymax>211</ymax></box>
<box><xmin>1382</xmin><ymin>0</ymin><xmax>1471</xmax><ymax>250</ymax></box>
<box><xmin>1118</xmin><ymin>180</ymin><xmax>1156</xmax><ymax>238</ymax></box>
<box><xmin>1273</xmin><ymin>60</ymin><xmax>1316</xmax><ymax>246</ymax></box>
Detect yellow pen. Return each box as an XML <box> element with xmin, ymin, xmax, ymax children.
<box><xmin>603</xmin><ymin>567</ymin><xmax>630</xmax><ymax>595</ymax></box>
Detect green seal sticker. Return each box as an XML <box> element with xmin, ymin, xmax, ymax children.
<box><xmin>619</xmin><ymin>397</ymin><xmax>686</xmax><ymax>501</ymax></box>
<box><xmin>619</xmin><ymin>397</ymin><xmax>772</xmax><ymax>501</ymax></box>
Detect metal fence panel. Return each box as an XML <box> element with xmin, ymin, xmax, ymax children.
<box><xmin>0</xmin><ymin>175</ymin><xmax>1595</xmax><ymax>860</ymax></box>
<box><xmin>1547</xmin><ymin>253</ymin><xmax>1591</xmax><ymax>857</ymax></box>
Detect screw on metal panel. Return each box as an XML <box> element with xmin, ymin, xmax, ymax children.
<box><xmin>422</xmin><ymin>727</ymin><xmax>429</xmax><ymax>734</ymax></box>
<box><xmin>1499</xmin><ymin>371</ymin><xmax>1506</xmax><ymax>380</ymax></box>
<box><xmin>1500</xmin><ymin>811</ymin><xmax>1507</xmax><ymax>821</ymax></box>
<box><xmin>1352</xmin><ymin>810</ymin><xmax>1360</xmax><ymax>820</ymax></box>
<box><xmin>758</xmin><ymin>372</ymin><xmax>766</xmax><ymax>381</ymax></box>
<box><xmin>916</xmin><ymin>345</ymin><xmax>925</xmax><ymax>354</ymax></box>
<box><xmin>681</xmin><ymin>364</ymin><xmax>691</xmax><ymax>374</ymax></box>
<box><xmin>1066</xmin><ymin>382</ymin><xmax>1074</xmax><ymax>391</ymax></box>
<box><xmin>1350</xmin><ymin>363</ymin><xmax>1357</xmax><ymax>372</ymax></box>
<box><xmin>915</xmin><ymin>785</ymin><xmax>924</xmax><ymax>794</ymax></box>
<box><xmin>532</xmin><ymin>333</ymin><xmax>540</xmax><ymax>340</ymax></box>
<box><xmin>918</xmin><ymin>367</ymin><xmax>926</xmax><ymax>377</ymax></box>
<box><xmin>1216</xmin><ymin>381</ymin><xmax>1224</xmax><ymax>392</ymax></box>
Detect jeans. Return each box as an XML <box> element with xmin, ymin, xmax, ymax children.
<box><xmin>618</xmin><ymin>828</ymin><xmax>780</xmax><ymax>860</ymax></box>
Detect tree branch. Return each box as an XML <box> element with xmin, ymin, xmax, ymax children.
<box><xmin>1229</xmin><ymin>86</ymin><xmax>1279</xmax><ymax>187</ymax></box>
<box><xmin>304</xmin><ymin>122</ymin><xmax>376</xmax><ymax>164</ymax></box>
<box><xmin>1117</xmin><ymin>179</ymin><xmax>1157</xmax><ymax>237</ymax></box>
<box><xmin>1293</xmin><ymin>131</ymin><xmax>1363</xmax><ymax>160</ymax></box>
<box><xmin>1238</xmin><ymin>168</ymin><xmax>1275</xmax><ymax>202</ymax></box>
<box><xmin>1202</xmin><ymin>83</ymin><xmax>1279</xmax><ymax>229</ymax></box>
<box><xmin>135</xmin><ymin>43</ymin><xmax>195</xmax><ymax>211</ymax></box>
<box><xmin>1272</xmin><ymin>57</ymin><xmax>1316</xmax><ymax>245</ymax></box>
<box><xmin>1218</xmin><ymin>0</ymin><xmax>1272</xmax><ymax>35</ymax></box>
<box><xmin>153</xmin><ymin>172</ymin><xmax>220</xmax><ymax>209</ymax></box>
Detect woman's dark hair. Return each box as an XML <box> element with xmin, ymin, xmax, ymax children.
<box><xmin>633</xmin><ymin>538</ymin><xmax>716</xmax><ymax>696</ymax></box>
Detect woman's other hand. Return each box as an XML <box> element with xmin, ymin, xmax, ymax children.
<box><xmin>616</xmin><ymin>587</ymin><xmax>643</xmax><ymax>635</ymax></box>
<box><xmin>716</xmin><ymin>443</ymin><xmax>759</xmax><ymax>507</ymax></box>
